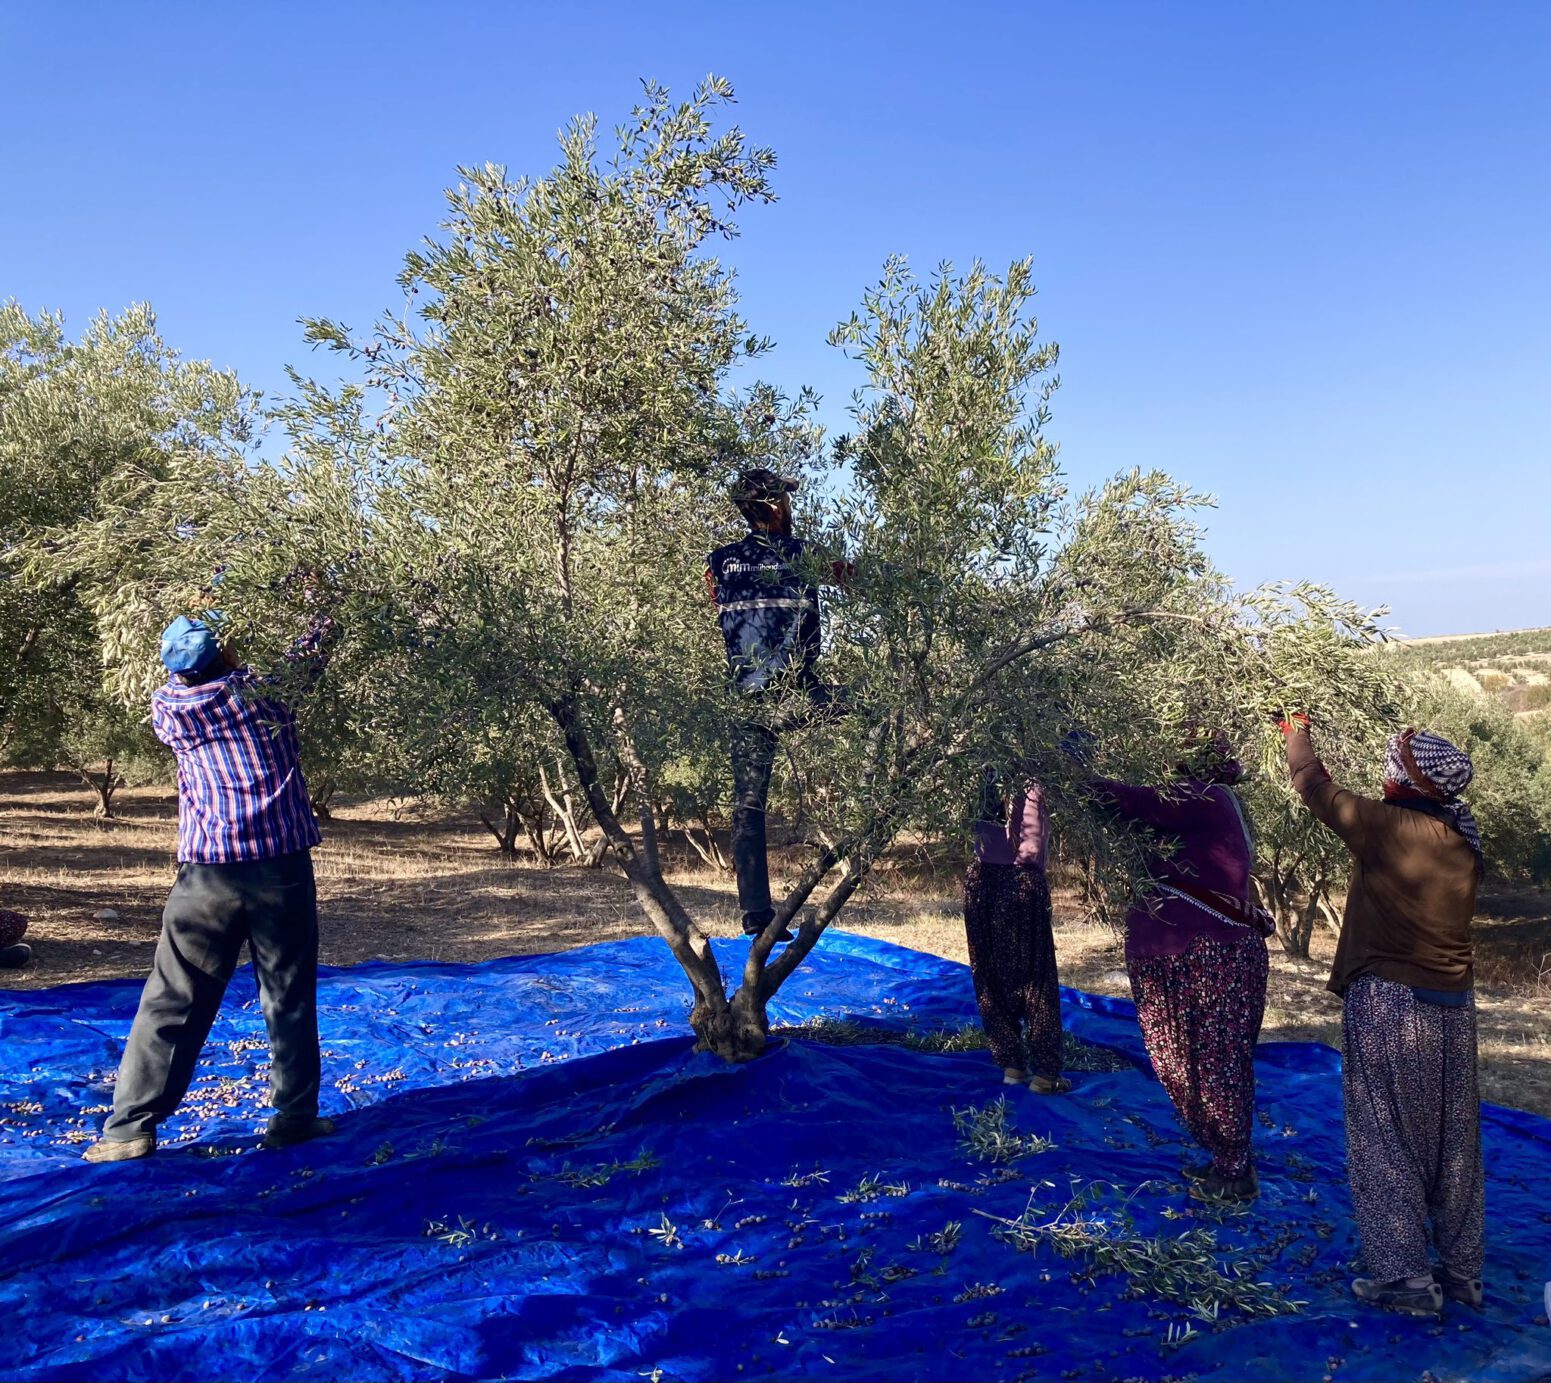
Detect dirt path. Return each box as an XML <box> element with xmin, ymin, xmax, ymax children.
<box><xmin>4</xmin><ymin>771</ymin><xmax>1549</xmax><ymax>1116</ymax></box>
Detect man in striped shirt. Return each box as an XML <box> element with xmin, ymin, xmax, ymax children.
<box><xmin>84</xmin><ymin>609</ymin><xmax>337</xmax><ymax>1162</ymax></box>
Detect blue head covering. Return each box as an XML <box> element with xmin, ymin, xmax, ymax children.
<box><xmin>159</xmin><ymin>616</ymin><xmax>221</xmax><ymax>675</ymax></box>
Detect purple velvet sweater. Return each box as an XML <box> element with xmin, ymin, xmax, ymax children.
<box><xmin>974</xmin><ymin>784</ymin><xmax>1050</xmax><ymax>870</ymax></box>
<box><xmin>1092</xmin><ymin>778</ymin><xmax>1259</xmax><ymax>961</ymax></box>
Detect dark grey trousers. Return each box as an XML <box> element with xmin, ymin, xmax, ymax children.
<box><xmin>729</xmin><ymin>683</ymin><xmax>845</xmax><ymax>935</ymax></box>
<box><xmin>730</xmin><ymin>722</ymin><xmax>779</xmax><ymax>934</ymax></box>
<box><xmin>104</xmin><ymin>850</ymin><xmax>321</xmax><ymax>1141</ymax></box>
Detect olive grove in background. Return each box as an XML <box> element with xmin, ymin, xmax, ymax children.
<box><xmin>5</xmin><ymin>79</ymin><xmax>1549</xmax><ymax>1031</ymax></box>
<box><xmin>0</xmin><ymin>303</ymin><xmax>253</xmax><ymax>814</ymax></box>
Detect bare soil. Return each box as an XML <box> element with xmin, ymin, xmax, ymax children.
<box><xmin>4</xmin><ymin>770</ymin><xmax>1549</xmax><ymax>1117</ymax></box>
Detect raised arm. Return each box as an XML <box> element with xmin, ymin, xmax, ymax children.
<box><xmin>1279</xmin><ymin>716</ymin><xmax>1373</xmax><ymax>853</ymax></box>
<box><xmin>149</xmin><ymin>690</ymin><xmax>178</xmax><ymax>750</ymax></box>
<box><xmin>1087</xmin><ymin>777</ymin><xmax>1196</xmax><ymax>832</ymax></box>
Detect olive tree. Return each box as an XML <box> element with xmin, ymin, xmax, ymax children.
<box><xmin>1405</xmin><ymin>673</ymin><xmax>1551</xmax><ymax>884</ymax></box>
<box><xmin>1244</xmin><ymin>649</ymin><xmax>1551</xmax><ymax>958</ymax></box>
<box><xmin>0</xmin><ymin>303</ymin><xmax>253</xmax><ymax>812</ymax></box>
<box><xmin>56</xmin><ymin>80</ymin><xmax>1393</xmax><ymax>1059</ymax></box>
<box><xmin>1232</xmin><ymin>600</ymin><xmax>1402</xmax><ymax>957</ymax></box>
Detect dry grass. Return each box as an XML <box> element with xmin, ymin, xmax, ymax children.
<box><xmin>4</xmin><ymin>770</ymin><xmax>1549</xmax><ymax>1117</ymax></box>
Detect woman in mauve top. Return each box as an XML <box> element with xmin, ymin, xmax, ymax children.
<box><xmin>1089</xmin><ymin>736</ymin><xmax>1270</xmax><ymax>1204</ymax></box>
<box><xmin>963</xmin><ymin>774</ymin><xmax>1069</xmax><ymax>1093</ymax></box>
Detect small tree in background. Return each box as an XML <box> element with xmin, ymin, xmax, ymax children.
<box><xmin>1406</xmin><ymin>674</ymin><xmax>1551</xmax><ymax>884</ymax></box>
<box><xmin>4</xmin><ymin>683</ymin><xmax>164</xmax><ymax>818</ymax></box>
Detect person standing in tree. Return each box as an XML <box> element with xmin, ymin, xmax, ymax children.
<box><xmin>963</xmin><ymin>772</ymin><xmax>1069</xmax><ymax>1093</ymax></box>
<box><xmin>705</xmin><ymin>468</ymin><xmax>844</xmax><ymax>945</ymax></box>
<box><xmin>1279</xmin><ymin>715</ymin><xmax>1485</xmax><ymax>1319</ymax></box>
<box><xmin>83</xmin><ymin>601</ymin><xmax>337</xmax><ymax>1162</ymax></box>
<box><xmin>1078</xmin><ymin>733</ymin><xmax>1272</xmax><ymax>1205</ymax></box>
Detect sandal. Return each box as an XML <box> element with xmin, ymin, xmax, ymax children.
<box><xmin>1028</xmin><ymin>1074</ymin><xmax>1072</xmax><ymax>1095</ymax></box>
<box><xmin>1188</xmin><ymin>1166</ymin><xmax>1259</xmax><ymax>1204</ymax></box>
<box><xmin>1352</xmin><ymin>1277</ymin><xmax>1444</xmax><ymax>1318</ymax></box>
<box><xmin>1434</xmin><ymin>1268</ymin><xmax>1483</xmax><ymax>1308</ymax></box>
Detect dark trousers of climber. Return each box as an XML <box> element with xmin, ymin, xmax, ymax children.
<box><xmin>729</xmin><ymin>685</ymin><xmax>843</xmax><ymax>936</ymax></box>
<box><xmin>731</xmin><ymin>722</ymin><xmax>781</xmax><ymax>935</ymax></box>
<box><xmin>104</xmin><ymin>851</ymin><xmax>321</xmax><ymax>1141</ymax></box>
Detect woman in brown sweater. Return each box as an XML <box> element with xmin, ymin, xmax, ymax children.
<box><xmin>1280</xmin><ymin>716</ymin><xmax>1484</xmax><ymax>1320</ymax></box>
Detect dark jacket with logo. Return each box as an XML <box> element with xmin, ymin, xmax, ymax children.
<box><xmin>707</xmin><ymin>533</ymin><xmax>821</xmax><ymax>694</ymax></box>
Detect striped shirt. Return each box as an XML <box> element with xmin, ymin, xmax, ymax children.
<box><xmin>151</xmin><ymin>632</ymin><xmax>328</xmax><ymax>863</ymax></box>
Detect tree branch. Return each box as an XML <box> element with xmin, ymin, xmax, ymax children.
<box><xmin>548</xmin><ymin>689</ymin><xmax>728</xmax><ymax>1021</ymax></box>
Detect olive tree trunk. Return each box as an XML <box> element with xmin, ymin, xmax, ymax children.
<box><xmin>74</xmin><ymin>759</ymin><xmax>122</xmax><ymax>819</ymax></box>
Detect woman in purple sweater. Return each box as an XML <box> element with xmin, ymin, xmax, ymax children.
<box><xmin>1091</xmin><ymin>739</ymin><xmax>1272</xmax><ymax>1203</ymax></box>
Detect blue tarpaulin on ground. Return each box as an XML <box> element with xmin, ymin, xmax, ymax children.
<box><xmin>2</xmin><ymin>932</ymin><xmax>1548</xmax><ymax>1383</ymax></box>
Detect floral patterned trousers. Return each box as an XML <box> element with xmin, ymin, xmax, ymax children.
<box><xmin>962</xmin><ymin>861</ymin><xmax>1063</xmax><ymax>1079</ymax></box>
<box><xmin>1342</xmin><ymin>974</ymin><xmax>1485</xmax><ymax>1283</ymax></box>
<box><xmin>0</xmin><ymin>909</ymin><xmax>27</xmax><ymax>948</ymax></box>
<box><xmin>1129</xmin><ymin>931</ymin><xmax>1269</xmax><ymax>1178</ymax></box>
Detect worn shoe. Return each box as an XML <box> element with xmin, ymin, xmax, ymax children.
<box><xmin>0</xmin><ymin>942</ymin><xmax>31</xmax><ymax>968</ymax></box>
<box><xmin>1188</xmin><ymin>1166</ymin><xmax>1259</xmax><ymax>1204</ymax></box>
<box><xmin>1434</xmin><ymin>1268</ymin><xmax>1483</xmax><ymax>1308</ymax></box>
<box><xmin>1351</xmin><ymin>1277</ymin><xmax>1444</xmax><ymax>1317</ymax></box>
<box><xmin>263</xmin><ymin>1115</ymin><xmax>335</xmax><ymax>1150</ymax></box>
<box><xmin>82</xmin><ymin>1133</ymin><xmax>155</xmax><ymax>1163</ymax></box>
<box><xmin>1002</xmin><ymin>1067</ymin><xmax>1031</xmax><ymax>1086</ymax></box>
<box><xmin>1028</xmin><ymin>1073</ymin><xmax>1073</xmax><ymax>1095</ymax></box>
<box><xmin>743</xmin><ymin>918</ymin><xmax>795</xmax><ymax>944</ymax></box>
<box><xmin>1181</xmin><ymin>1161</ymin><xmax>1213</xmax><ymax>1184</ymax></box>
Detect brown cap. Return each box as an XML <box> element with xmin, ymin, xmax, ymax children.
<box><xmin>728</xmin><ymin>468</ymin><xmax>799</xmax><ymax>505</ymax></box>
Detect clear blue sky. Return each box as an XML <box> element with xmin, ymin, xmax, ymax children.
<box><xmin>4</xmin><ymin>2</ymin><xmax>1548</xmax><ymax>636</ymax></box>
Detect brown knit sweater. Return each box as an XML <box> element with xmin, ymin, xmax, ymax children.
<box><xmin>1285</xmin><ymin>728</ymin><xmax>1477</xmax><ymax>996</ymax></box>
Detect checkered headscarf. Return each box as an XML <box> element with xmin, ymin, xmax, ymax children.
<box><xmin>1384</xmin><ymin>729</ymin><xmax>1483</xmax><ymax>864</ymax></box>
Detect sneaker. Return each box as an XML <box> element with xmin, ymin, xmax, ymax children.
<box><xmin>1028</xmin><ymin>1074</ymin><xmax>1072</xmax><ymax>1095</ymax></box>
<box><xmin>263</xmin><ymin>1115</ymin><xmax>335</xmax><ymax>1150</ymax></box>
<box><xmin>82</xmin><ymin>1133</ymin><xmax>155</xmax><ymax>1163</ymax></box>
<box><xmin>1351</xmin><ymin>1277</ymin><xmax>1444</xmax><ymax>1317</ymax></box>
<box><xmin>0</xmin><ymin>942</ymin><xmax>31</xmax><ymax>969</ymax></box>
<box><xmin>1188</xmin><ymin>1166</ymin><xmax>1259</xmax><ymax>1204</ymax></box>
<box><xmin>1434</xmin><ymin>1268</ymin><xmax>1483</xmax><ymax>1308</ymax></box>
<box><xmin>1002</xmin><ymin>1067</ymin><xmax>1031</xmax><ymax>1086</ymax></box>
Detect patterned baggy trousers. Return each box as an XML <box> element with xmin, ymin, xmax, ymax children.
<box><xmin>1341</xmin><ymin>974</ymin><xmax>1485</xmax><ymax>1283</ymax></box>
<box><xmin>962</xmin><ymin>860</ymin><xmax>1063</xmax><ymax>1079</ymax></box>
<box><xmin>1128</xmin><ymin>931</ymin><xmax>1269</xmax><ymax>1178</ymax></box>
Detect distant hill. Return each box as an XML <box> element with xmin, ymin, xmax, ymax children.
<box><xmin>1383</xmin><ymin>627</ymin><xmax>1551</xmax><ymax>716</ymax></box>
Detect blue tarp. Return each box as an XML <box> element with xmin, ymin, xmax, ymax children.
<box><xmin>1</xmin><ymin>932</ymin><xmax>1548</xmax><ymax>1383</ymax></box>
